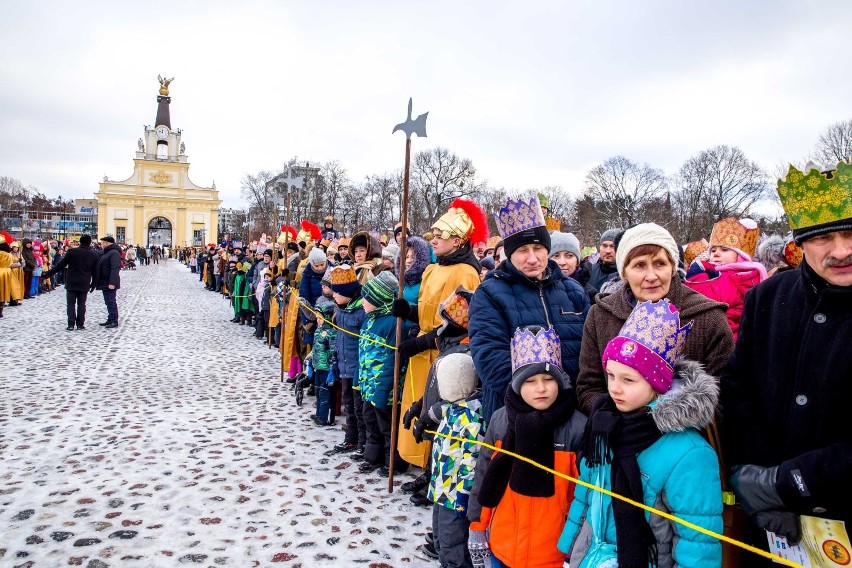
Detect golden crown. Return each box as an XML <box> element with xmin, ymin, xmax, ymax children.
<box><xmin>330</xmin><ymin>265</ymin><xmax>356</xmax><ymax>285</ymax></box>
<box><xmin>709</xmin><ymin>218</ymin><xmax>759</xmax><ymax>258</ymax></box>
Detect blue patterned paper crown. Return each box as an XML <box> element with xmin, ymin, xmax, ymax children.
<box><xmin>495</xmin><ymin>196</ymin><xmax>547</xmax><ymax>239</ymax></box>
<box><xmin>511</xmin><ymin>326</ymin><xmax>562</xmax><ymax>374</ymax></box>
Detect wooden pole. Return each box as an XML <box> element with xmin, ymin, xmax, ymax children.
<box><xmin>388</xmin><ymin>137</ymin><xmax>411</xmax><ymax>493</ymax></box>
<box><xmin>280</xmin><ymin>188</ymin><xmax>292</xmax><ymax>383</ymax></box>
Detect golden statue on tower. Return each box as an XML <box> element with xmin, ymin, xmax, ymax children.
<box><xmin>157</xmin><ymin>74</ymin><xmax>174</xmax><ymax>96</ymax></box>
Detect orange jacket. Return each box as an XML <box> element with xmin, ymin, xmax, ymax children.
<box><xmin>468</xmin><ymin>408</ymin><xmax>586</xmax><ymax>568</ymax></box>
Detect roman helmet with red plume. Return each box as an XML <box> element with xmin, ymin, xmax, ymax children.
<box><xmin>431</xmin><ymin>197</ymin><xmax>489</xmax><ymax>246</ymax></box>
<box><xmin>277</xmin><ymin>225</ymin><xmax>297</xmax><ymax>245</ymax></box>
<box><xmin>297</xmin><ymin>220</ymin><xmax>322</xmax><ymax>246</ymax></box>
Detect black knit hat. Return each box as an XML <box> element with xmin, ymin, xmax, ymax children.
<box><xmin>502</xmin><ymin>226</ymin><xmax>551</xmax><ymax>259</ymax></box>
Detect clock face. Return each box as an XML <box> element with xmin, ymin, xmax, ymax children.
<box><xmin>156</xmin><ymin>126</ymin><xmax>169</xmax><ymax>140</ymax></box>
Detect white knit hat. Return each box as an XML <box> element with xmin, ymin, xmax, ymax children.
<box><xmin>615</xmin><ymin>223</ymin><xmax>679</xmax><ymax>276</ymax></box>
<box><xmin>436</xmin><ymin>352</ymin><xmax>478</xmax><ymax>402</ymax></box>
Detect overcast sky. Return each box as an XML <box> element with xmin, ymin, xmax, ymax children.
<box><xmin>1</xmin><ymin>1</ymin><xmax>850</xmax><ymax>210</ymax></box>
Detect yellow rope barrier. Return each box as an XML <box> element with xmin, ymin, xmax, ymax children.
<box><xmin>425</xmin><ymin>430</ymin><xmax>804</xmax><ymax>568</ymax></box>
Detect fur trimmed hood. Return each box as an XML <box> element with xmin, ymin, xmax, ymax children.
<box><xmin>396</xmin><ymin>235</ymin><xmax>432</xmax><ymax>285</ymax></box>
<box><xmin>651</xmin><ymin>359</ymin><xmax>718</xmax><ymax>433</ymax></box>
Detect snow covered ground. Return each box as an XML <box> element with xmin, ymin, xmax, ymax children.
<box><xmin>0</xmin><ymin>261</ymin><xmax>433</xmax><ymax>567</ymax></box>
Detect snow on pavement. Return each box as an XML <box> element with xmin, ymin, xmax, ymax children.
<box><xmin>0</xmin><ymin>261</ymin><xmax>433</xmax><ymax>567</ymax></box>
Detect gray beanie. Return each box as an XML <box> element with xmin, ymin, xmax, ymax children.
<box><xmin>308</xmin><ymin>247</ymin><xmax>327</xmax><ymax>265</ymax></box>
<box><xmin>599</xmin><ymin>228</ymin><xmax>620</xmax><ymax>246</ymax></box>
<box><xmin>549</xmin><ymin>232</ymin><xmax>581</xmax><ymax>261</ymax></box>
<box><xmin>382</xmin><ymin>242</ymin><xmax>400</xmax><ymax>260</ymax></box>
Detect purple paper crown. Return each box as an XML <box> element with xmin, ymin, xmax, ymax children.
<box><xmin>602</xmin><ymin>299</ymin><xmax>693</xmax><ymax>393</ymax></box>
<box><xmin>495</xmin><ymin>196</ymin><xmax>547</xmax><ymax>239</ymax></box>
<box><xmin>511</xmin><ymin>326</ymin><xmax>562</xmax><ymax>374</ymax></box>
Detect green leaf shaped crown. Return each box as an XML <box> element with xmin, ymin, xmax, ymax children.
<box><xmin>777</xmin><ymin>161</ymin><xmax>852</xmax><ymax>230</ymax></box>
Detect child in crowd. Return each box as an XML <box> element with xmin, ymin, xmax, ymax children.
<box><xmin>467</xmin><ymin>326</ymin><xmax>587</xmax><ymax>568</ymax></box>
<box><xmin>403</xmin><ymin>286</ymin><xmax>475</xmax><ymax>511</ymax></box>
<box><xmin>255</xmin><ymin>268</ymin><xmax>274</xmax><ymax>340</ymax></box>
<box><xmin>684</xmin><ymin>217</ymin><xmax>767</xmax><ymax>340</ymax></box>
<box><xmin>327</xmin><ymin>265</ymin><xmax>367</xmax><ymax>457</ymax></box>
<box><xmin>232</xmin><ymin>260</ymin><xmax>255</xmax><ymax>326</ymax></box>
<box><xmin>357</xmin><ymin>271</ymin><xmax>412</xmax><ymax>474</ymax></box>
<box><xmin>426</xmin><ymin>352</ymin><xmax>483</xmax><ymax>568</ymax></box>
<box><xmin>313</xmin><ymin>296</ymin><xmax>338</xmax><ymax>426</ymax></box>
<box><xmin>558</xmin><ymin>299</ymin><xmax>722</xmax><ymax>568</ymax></box>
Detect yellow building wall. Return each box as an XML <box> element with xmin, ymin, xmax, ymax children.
<box><xmin>95</xmin><ymin>157</ymin><xmax>221</xmax><ymax>246</ymax></box>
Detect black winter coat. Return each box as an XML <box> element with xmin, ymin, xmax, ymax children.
<box><xmin>44</xmin><ymin>245</ymin><xmax>99</xmax><ymax>292</ymax></box>
<box><xmin>720</xmin><ymin>261</ymin><xmax>852</xmax><ymax>524</ymax></box>
<box><xmin>469</xmin><ymin>259</ymin><xmax>591</xmax><ymax>423</ymax></box>
<box><xmin>94</xmin><ymin>244</ymin><xmax>122</xmax><ymax>290</ymax></box>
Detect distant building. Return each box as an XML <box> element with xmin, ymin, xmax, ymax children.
<box><xmin>94</xmin><ymin>79</ymin><xmax>221</xmax><ymax>246</ymax></box>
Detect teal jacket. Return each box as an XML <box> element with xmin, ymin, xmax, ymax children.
<box><xmin>558</xmin><ymin>361</ymin><xmax>723</xmax><ymax>568</ymax></box>
<box><xmin>358</xmin><ymin>311</ymin><xmax>411</xmax><ymax>408</ymax></box>
<box><xmin>312</xmin><ymin>320</ymin><xmax>337</xmax><ymax>372</ymax></box>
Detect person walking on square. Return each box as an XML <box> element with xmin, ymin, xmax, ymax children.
<box><xmin>43</xmin><ymin>234</ymin><xmax>100</xmax><ymax>330</ymax></box>
<box><xmin>93</xmin><ymin>236</ymin><xmax>122</xmax><ymax>328</ymax></box>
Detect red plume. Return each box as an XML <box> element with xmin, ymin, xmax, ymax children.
<box><xmin>301</xmin><ymin>219</ymin><xmax>322</xmax><ymax>241</ymax></box>
<box><xmin>450</xmin><ymin>197</ymin><xmax>489</xmax><ymax>246</ymax></box>
<box><xmin>281</xmin><ymin>225</ymin><xmax>297</xmax><ymax>240</ymax></box>
<box><xmin>1</xmin><ymin>231</ymin><xmax>14</xmax><ymax>244</ymax></box>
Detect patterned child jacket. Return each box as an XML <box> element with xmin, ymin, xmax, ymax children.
<box><xmin>428</xmin><ymin>396</ymin><xmax>484</xmax><ymax>515</ymax></box>
<box><xmin>357</xmin><ymin>312</ymin><xmax>410</xmax><ymax>408</ymax></box>
<box><xmin>312</xmin><ymin>320</ymin><xmax>337</xmax><ymax>372</ymax></box>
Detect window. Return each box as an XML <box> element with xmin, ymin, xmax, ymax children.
<box><xmin>115</xmin><ymin>227</ymin><xmax>126</xmax><ymax>243</ymax></box>
<box><xmin>193</xmin><ymin>229</ymin><xmax>203</xmax><ymax>246</ymax></box>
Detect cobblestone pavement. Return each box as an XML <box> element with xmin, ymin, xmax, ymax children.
<box><xmin>0</xmin><ymin>261</ymin><xmax>433</xmax><ymax>568</ymax></box>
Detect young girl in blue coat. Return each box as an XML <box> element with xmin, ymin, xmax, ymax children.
<box><xmin>558</xmin><ymin>299</ymin><xmax>723</xmax><ymax>568</ymax></box>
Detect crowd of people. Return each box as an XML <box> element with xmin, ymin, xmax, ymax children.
<box><xmin>1</xmin><ymin>159</ymin><xmax>849</xmax><ymax>567</ymax></box>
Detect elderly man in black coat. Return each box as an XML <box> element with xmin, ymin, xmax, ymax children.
<box><xmin>92</xmin><ymin>235</ymin><xmax>122</xmax><ymax>328</ymax></box>
<box><xmin>721</xmin><ymin>162</ymin><xmax>852</xmax><ymax>562</ymax></box>
<box><xmin>43</xmin><ymin>234</ymin><xmax>100</xmax><ymax>330</ymax></box>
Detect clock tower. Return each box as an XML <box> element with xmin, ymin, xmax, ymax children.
<box><xmin>95</xmin><ymin>77</ymin><xmax>221</xmax><ymax>247</ymax></box>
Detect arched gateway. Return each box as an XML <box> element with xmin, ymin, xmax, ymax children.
<box><xmin>148</xmin><ymin>216</ymin><xmax>172</xmax><ymax>247</ymax></box>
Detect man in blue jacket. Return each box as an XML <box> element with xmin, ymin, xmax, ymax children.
<box><xmin>469</xmin><ymin>195</ymin><xmax>590</xmax><ymax>424</ymax></box>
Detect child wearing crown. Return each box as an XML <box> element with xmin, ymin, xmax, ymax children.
<box><xmin>467</xmin><ymin>326</ymin><xmax>587</xmax><ymax>568</ymax></box>
<box><xmin>685</xmin><ymin>217</ymin><xmax>768</xmax><ymax>340</ymax></box>
<box><xmin>558</xmin><ymin>299</ymin><xmax>723</xmax><ymax>568</ymax></box>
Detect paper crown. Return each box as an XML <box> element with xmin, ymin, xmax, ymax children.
<box><xmin>438</xmin><ymin>286</ymin><xmax>474</xmax><ymax>332</ymax></box>
<box><xmin>330</xmin><ymin>265</ymin><xmax>357</xmax><ymax>286</ymax></box>
<box><xmin>602</xmin><ymin>299</ymin><xmax>693</xmax><ymax>393</ymax></box>
<box><xmin>709</xmin><ymin>218</ymin><xmax>760</xmax><ymax>259</ymax></box>
<box><xmin>684</xmin><ymin>239</ymin><xmax>709</xmax><ymax>267</ymax></box>
<box><xmin>778</xmin><ymin>162</ymin><xmax>852</xmax><ymax>242</ymax></box>
<box><xmin>537</xmin><ymin>193</ymin><xmax>550</xmax><ymax>209</ymax></box>
<box><xmin>495</xmin><ymin>196</ymin><xmax>547</xmax><ymax>240</ymax></box>
<box><xmin>784</xmin><ymin>239</ymin><xmax>803</xmax><ymax>268</ymax></box>
<box><xmin>510</xmin><ymin>326</ymin><xmax>562</xmax><ymax>374</ymax></box>
<box><xmin>432</xmin><ymin>198</ymin><xmax>489</xmax><ymax>245</ymax></box>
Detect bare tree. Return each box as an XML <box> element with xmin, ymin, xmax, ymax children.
<box><xmin>670</xmin><ymin>145</ymin><xmax>767</xmax><ymax>242</ymax></box>
<box><xmin>412</xmin><ymin>147</ymin><xmax>483</xmax><ymax>224</ymax></box>
<box><xmin>239</xmin><ymin>170</ymin><xmax>278</xmax><ymax>237</ymax></box>
<box><xmin>584</xmin><ymin>156</ymin><xmax>667</xmax><ymax>229</ymax></box>
<box><xmin>812</xmin><ymin>118</ymin><xmax>852</xmax><ymax>166</ymax></box>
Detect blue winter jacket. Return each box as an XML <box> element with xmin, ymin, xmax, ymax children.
<box><xmin>469</xmin><ymin>259</ymin><xmax>590</xmax><ymax>423</ymax></box>
<box><xmin>299</xmin><ymin>263</ymin><xmax>325</xmax><ymax>307</ymax></box>
<box><xmin>358</xmin><ymin>311</ymin><xmax>411</xmax><ymax>408</ymax></box>
<box><xmin>334</xmin><ymin>298</ymin><xmax>364</xmax><ymax>380</ymax></box>
<box><xmin>558</xmin><ymin>361</ymin><xmax>723</xmax><ymax>568</ymax></box>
